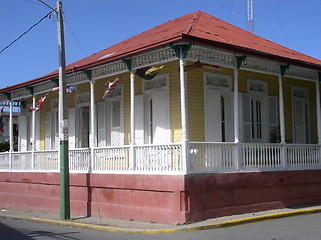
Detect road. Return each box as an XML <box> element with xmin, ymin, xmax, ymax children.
<box><xmin>1</xmin><ymin>213</ymin><xmax>321</xmax><ymax>240</ymax></box>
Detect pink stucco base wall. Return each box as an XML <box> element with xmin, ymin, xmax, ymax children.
<box><xmin>1</xmin><ymin>170</ymin><xmax>321</xmax><ymax>224</ymax></box>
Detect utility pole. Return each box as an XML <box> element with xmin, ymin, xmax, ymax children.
<box><xmin>57</xmin><ymin>0</ymin><xmax>70</xmax><ymax>220</ymax></box>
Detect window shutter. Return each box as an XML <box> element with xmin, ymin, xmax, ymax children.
<box><xmin>19</xmin><ymin>115</ymin><xmax>27</xmax><ymax>151</ymax></box>
<box><xmin>45</xmin><ymin>112</ymin><xmax>51</xmax><ymax>150</ymax></box>
<box><xmin>152</xmin><ymin>91</ymin><xmax>169</xmax><ymax>144</ymax></box>
<box><xmin>97</xmin><ymin>102</ymin><xmax>106</xmax><ymax>147</ymax></box>
<box><xmin>111</xmin><ymin>101</ymin><xmax>121</xmax><ymax>146</ymax></box>
<box><xmin>293</xmin><ymin>99</ymin><xmax>306</xmax><ymax>143</ymax></box>
<box><xmin>268</xmin><ymin>96</ymin><xmax>278</xmax><ymax>142</ymax></box>
<box><xmin>68</xmin><ymin>108</ymin><xmax>76</xmax><ymax>149</ymax></box>
<box><xmin>35</xmin><ymin>112</ymin><xmax>40</xmax><ymax>150</ymax></box>
<box><xmin>105</xmin><ymin>102</ymin><xmax>111</xmax><ymax>146</ymax></box>
<box><xmin>205</xmin><ymin>89</ymin><xmax>222</xmax><ymax>142</ymax></box>
<box><xmin>134</xmin><ymin>95</ymin><xmax>144</xmax><ymax>144</ymax></box>
<box><xmin>242</xmin><ymin>93</ymin><xmax>252</xmax><ymax>142</ymax></box>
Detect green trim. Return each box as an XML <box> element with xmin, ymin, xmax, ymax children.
<box><xmin>170</xmin><ymin>43</ymin><xmax>192</xmax><ymax>58</ymax></box>
<box><xmin>236</xmin><ymin>55</ymin><xmax>247</xmax><ymax>69</ymax></box>
<box><xmin>122</xmin><ymin>59</ymin><xmax>132</xmax><ymax>71</ymax></box>
<box><xmin>3</xmin><ymin>92</ymin><xmax>11</xmax><ymax>101</ymax></box>
<box><xmin>25</xmin><ymin>86</ymin><xmax>34</xmax><ymax>96</ymax></box>
<box><xmin>51</xmin><ymin>78</ymin><xmax>59</xmax><ymax>87</ymax></box>
<box><xmin>280</xmin><ymin>64</ymin><xmax>290</xmax><ymax>76</ymax></box>
<box><xmin>83</xmin><ymin>70</ymin><xmax>92</xmax><ymax>81</ymax></box>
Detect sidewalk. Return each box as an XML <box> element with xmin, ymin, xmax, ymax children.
<box><xmin>1</xmin><ymin>206</ymin><xmax>321</xmax><ymax>234</ymax></box>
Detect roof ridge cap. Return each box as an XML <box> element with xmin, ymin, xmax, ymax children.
<box><xmin>185</xmin><ymin>10</ymin><xmax>202</xmax><ymax>35</ymax></box>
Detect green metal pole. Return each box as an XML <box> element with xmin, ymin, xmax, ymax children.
<box><xmin>57</xmin><ymin>1</ymin><xmax>70</xmax><ymax>220</ymax></box>
<box><xmin>60</xmin><ymin>140</ymin><xmax>70</xmax><ymax>220</ymax></box>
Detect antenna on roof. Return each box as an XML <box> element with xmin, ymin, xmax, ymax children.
<box><xmin>247</xmin><ymin>0</ymin><xmax>254</xmax><ymax>33</ymax></box>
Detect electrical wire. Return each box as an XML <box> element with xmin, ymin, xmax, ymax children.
<box><xmin>63</xmin><ymin>13</ymin><xmax>88</xmax><ymax>57</ymax></box>
<box><xmin>0</xmin><ymin>11</ymin><xmax>53</xmax><ymax>54</ymax></box>
<box><xmin>275</xmin><ymin>0</ymin><xmax>288</xmax><ymax>47</ymax></box>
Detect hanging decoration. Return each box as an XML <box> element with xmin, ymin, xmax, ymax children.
<box><xmin>0</xmin><ymin>107</ymin><xmax>4</xmax><ymax>133</ymax></box>
<box><xmin>30</xmin><ymin>93</ymin><xmax>49</xmax><ymax>111</ymax></box>
<box><xmin>52</xmin><ymin>85</ymin><xmax>78</xmax><ymax>93</ymax></box>
<box><xmin>183</xmin><ymin>60</ymin><xmax>220</xmax><ymax>72</ymax></box>
<box><xmin>102</xmin><ymin>77</ymin><xmax>121</xmax><ymax>99</ymax></box>
<box><xmin>135</xmin><ymin>65</ymin><xmax>164</xmax><ymax>80</ymax></box>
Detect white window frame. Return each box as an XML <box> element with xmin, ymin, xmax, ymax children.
<box><xmin>204</xmin><ymin>72</ymin><xmax>232</xmax><ymax>142</ymax></box>
<box><xmin>75</xmin><ymin>92</ymin><xmax>91</xmax><ymax>148</ymax></box>
<box><xmin>142</xmin><ymin>73</ymin><xmax>170</xmax><ymax>144</ymax></box>
<box><xmin>104</xmin><ymin>85</ymin><xmax>124</xmax><ymax>146</ymax></box>
<box><xmin>243</xmin><ymin>79</ymin><xmax>268</xmax><ymax>143</ymax></box>
<box><xmin>292</xmin><ymin>86</ymin><xmax>310</xmax><ymax>144</ymax></box>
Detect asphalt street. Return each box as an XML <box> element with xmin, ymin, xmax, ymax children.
<box><xmin>1</xmin><ymin>213</ymin><xmax>321</xmax><ymax>240</ymax></box>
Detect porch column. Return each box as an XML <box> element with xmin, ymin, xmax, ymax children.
<box><xmin>32</xmin><ymin>95</ymin><xmax>36</xmax><ymax>151</ymax></box>
<box><xmin>89</xmin><ymin>74</ymin><xmax>96</xmax><ymax>171</ymax></box>
<box><xmin>234</xmin><ymin>56</ymin><xmax>247</xmax><ymax>143</ymax></box>
<box><xmin>170</xmin><ymin>43</ymin><xmax>191</xmax><ymax>173</ymax></box>
<box><xmin>130</xmin><ymin>71</ymin><xmax>135</xmax><ymax>145</ymax></box>
<box><xmin>179</xmin><ymin>46</ymin><xmax>190</xmax><ymax>173</ymax></box>
<box><xmin>233</xmin><ymin>66</ymin><xmax>239</xmax><ymax>143</ymax></box>
<box><xmin>316</xmin><ymin>73</ymin><xmax>321</xmax><ymax>144</ymax></box>
<box><xmin>130</xmin><ymin>71</ymin><xmax>136</xmax><ymax>169</ymax></box>
<box><xmin>278</xmin><ymin>75</ymin><xmax>285</xmax><ymax>143</ymax></box>
<box><xmin>279</xmin><ymin>65</ymin><xmax>289</xmax><ymax>144</ymax></box>
<box><xmin>31</xmin><ymin>95</ymin><xmax>36</xmax><ymax>170</ymax></box>
<box><xmin>9</xmin><ymin>101</ymin><xmax>13</xmax><ymax>152</ymax></box>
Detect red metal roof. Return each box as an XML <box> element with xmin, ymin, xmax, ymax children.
<box><xmin>2</xmin><ymin>10</ymin><xmax>321</xmax><ymax>92</ymax></box>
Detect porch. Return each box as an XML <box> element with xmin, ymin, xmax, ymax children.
<box><xmin>1</xmin><ymin>142</ymin><xmax>320</xmax><ymax>173</ymax></box>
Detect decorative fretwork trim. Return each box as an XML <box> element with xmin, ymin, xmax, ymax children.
<box><xmin>3</xmin><ymin>45</ymin><xmax>319</xmax><ymax>101</ymax></box>
<box><xmin>131</xmin><ymin>47</ymin><xmax>176</xmax><ymax>69</ymax></box>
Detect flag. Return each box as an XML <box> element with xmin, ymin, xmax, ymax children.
<box><xmin>102</xmin><ymin>77</ymin><xmax>121</xmax><ymax>99</ymax></box>
<box><xmin>52</xmin><ymin>85</ymin><xmax>78</xmax><ymax>93</ymax></box>
<box><xmin>183</xmin><ymin>60</ymin><xmax>220</xmax><ymax>72</ymax></box>
<box><xmin>135</xmin><ymin>65</ymin><xmax>164</xmax><ymax>80</ymax></box>
<box><xmin>66</xmin><ymin>85</ymin><xmax>78</xmax><ymax>93</ymax></box>
<box><xmin>30</xmin><ymin>94</ymin><xmax>47</xmax><ymax>111</ymax></box>
<box><xmin>0</xmin><ymin>107</ymin><xmax>4</xmax><ymax>133</ymax></box>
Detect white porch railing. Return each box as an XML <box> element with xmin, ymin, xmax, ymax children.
<box><xmin>69</xmin><ymin>148</ymin><xmax>91</xmax><ymax>171</ymax></box>
<box><xmin>134</xmin><ymin>143</ymin><xmax>182</xmax><ymax>172</ymax></box>
<box><xmin>0</xmin><ymin>143</ymin><xmax>320</xmax><ymax>173</ymax></box>
<box><xmin>93</xmin><ymin>146</ymin><xmax>130</xmax><ymax>172</ymax></box>
<box><xmin>287</xmin><ymin>144</ymin><xmax>321</xmax><ymax>169</ymax></box>
<box><xmin>242</xmin><ymin>143</ymin><xmax>283</xmax><ymax>170</ymax></box>
<box><xmin>34</xmin><ymin>150</ymin><xmax>59</xmax><ymax>171</ymax></box>
<box><xmin>190</xmin><ymin>142</ymin><xmax>236</xmax><ymax>172</ymax></box>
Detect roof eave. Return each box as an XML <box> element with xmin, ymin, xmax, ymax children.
<box><xmin>182</xmin><ymin>34</ymin><xmax>321</xmax><ymax>72</ymax></box>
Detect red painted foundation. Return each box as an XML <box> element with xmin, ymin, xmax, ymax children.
<box><xmin>1</xmin><ymin>170</ymin><xmax>321</xmax><ymax>224</ymax></box>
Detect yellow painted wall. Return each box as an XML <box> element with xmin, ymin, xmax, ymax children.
<box><xmin>22</xmin><ymin>61</ymin><xmax>319</xmax><ymax>149</ymax></box>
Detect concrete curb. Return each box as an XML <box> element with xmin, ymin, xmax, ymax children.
<box><xmin>1</xmin><ymin>207</ymin><xmax>321</xmax><ymax>234</ymax></box>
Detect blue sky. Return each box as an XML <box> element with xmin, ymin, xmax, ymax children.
<box><xmin>1</xmin><ymin>0</ymin><xmax>321</xmax><ymax>89</ymax></box>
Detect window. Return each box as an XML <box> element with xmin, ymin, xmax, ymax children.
<box><xmin>80</xmin><ymin>106</ymin><xmax>90</xmax><ymax>148</ymax></box>
<box><xmin>204</xmin><ymin>72</ymin><xmax>232</xmax><ymax>142</ymax></box>
<box><xmin>96</xmin><ymin>85</ymin><xmax>123</xmax><ymax>147</ymax></box>
<box><xmin>292</xmin><ymin>87</ymin><xmax>309</xmax><ymax>144</ymax></box>
<box><xmin>139</xmin><ymin>74</ymin><xmax>170</xmax><ymax>144</ymax></box>
<box><xmin>243</xmin><ymin>79</ymin><xmax>269</xmax><ymax>143</ymax></box>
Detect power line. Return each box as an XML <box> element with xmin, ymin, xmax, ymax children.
<box><xmin>63</xmin><ymin>13</ymin><xmax>88</xmax><ymax>57</ymax></box>
<box><xmin>0</xmin><ymin>11</ymin><xmax>53</xmax><ymax>54</ymax></box>
<box><xmin>275</xmin><ymin>0</ymin><xmax>288</xmax><ymax>47</ymax></box>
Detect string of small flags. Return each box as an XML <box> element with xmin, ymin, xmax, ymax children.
<box><xmin>30</xmin><ymin>85</ymin><xmax>78</xmax><ymax>112</ymax></box>
<box><xmin>102</xmin><ymin>77</ymin><xmax>121</xmax><ymax>99</ymax></box>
